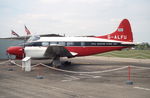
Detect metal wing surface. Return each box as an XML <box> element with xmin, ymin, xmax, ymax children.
<box><xmin>44</xmin><ymin>45</ymin><xmax>77</xmax><ymax>58</ymax></box>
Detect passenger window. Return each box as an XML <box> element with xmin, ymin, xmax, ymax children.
<box><xmin>50</xmin><ymin>42</ymin><xmax>58</xmax><ymax>45</ymax></box>
<box><xmin>91</xmin><ymin>42</ymin><xmax>96</xmax><ymax>46</ymax></box>
<box><xmin>74</xmin><ymin>42</ymin><xmax>81</xmax><ymax>46</ymax></box>
<box><xmin>42</xmin><ymin>42</ymin><xmax>49</xmax><ymax>46</ymax></box>
<box><xmin>58</xmin><ymin>42</ymin><xmax>66</xmax><ymax>46</ymax></box>
<box><xmin>97</xmin><ymin>43</ymin><xmax>102</xmax><ymax>46</ymax></box>
<box><xmin>67</xmin><ymin>42</ymin><xmax>74</xmax><ymax>46</ymax></box>
<box><xmin>102</xmin><ymin>43</ymin><xmax>105</xmax><ymax>46</ymax></box>
<box><xmin>81</xmin><ymin>42</ymin><xmax>85</xmax><ymax>46</ymax></box>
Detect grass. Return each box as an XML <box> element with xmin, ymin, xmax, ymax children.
<box><xmin>96</xmin><ymin>50</ymin><xmax>150</xmax><ymax>59</ymax></box>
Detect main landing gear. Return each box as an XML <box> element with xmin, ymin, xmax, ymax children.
<box><xmin>51</xmin><ymin>57</ymin><xmax>71</xmax><ymax>67</ymax></box>
<box><xmin>51</xmin><ymin>57</ymin><xmax>61</xmax><ymax>67</ymax></box>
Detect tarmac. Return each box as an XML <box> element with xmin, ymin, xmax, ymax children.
<box><xmin>0</xmin><ymin>56</ymin><xmax>150</xmax><ymax>98</ymax></box>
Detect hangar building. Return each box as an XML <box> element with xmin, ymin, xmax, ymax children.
<box><xmin>0</xmin><ymin>38</ymin><xmax>23</xmax><ymax>59</ymax></box>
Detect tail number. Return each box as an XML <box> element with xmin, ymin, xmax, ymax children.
<box><xmin>108</xmin><ymin>35</ymin><xmax>127</xmax><ymax>40</ymax></box>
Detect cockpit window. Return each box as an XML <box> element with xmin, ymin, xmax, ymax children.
<box><xmin>27</xmin><ymin>35</ymin><xmax>40</xmax><ymax>42</ymax></box>
<box><xmin>32</xmin><ymin>42</ymin><xmax>42</xmax><ymax>46</ymax></box>
<box><xmin>24</xmin><ymin>43</ymin><xmax>33</xmax><ymax>46</ymax></box>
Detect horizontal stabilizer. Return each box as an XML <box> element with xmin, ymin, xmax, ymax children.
<box><xmin>70</xmin><ymin>52</ymin><xmax>78</xmax><ymax>56</ymax></box>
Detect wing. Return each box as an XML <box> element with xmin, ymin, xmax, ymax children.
<box><xmin>44</xmin><ymin>45</ymin><xmax>77</xmax><ymax>58</ymax></box>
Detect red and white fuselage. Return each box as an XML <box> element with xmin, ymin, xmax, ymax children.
<box><xmin>6</xmin><ymin>19</ymin><xmax>135</xmax><ymax>59</ymax></box>
<box><xmin>24</xmin><ymin>37</ymin><xmax>133</xmax><ymax>58</ymax></box>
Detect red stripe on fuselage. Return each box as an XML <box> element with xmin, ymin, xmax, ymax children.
<box><xmin>65</xmin><ymin>46</ymin><xmax>127</xmax><ymax>56</ymax></box>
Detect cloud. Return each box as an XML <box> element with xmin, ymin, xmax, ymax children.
<box><xmin>39</xmin><ymin>0</ymin><xmax>64</xmax><ymax>3</ymax></box>
<box><xmin>0</xmin><ymin>0</ymin><xmax>150</xmax><ymax>42</ymax></box>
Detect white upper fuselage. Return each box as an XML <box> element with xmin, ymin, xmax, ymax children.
<box><xmin>35</xmin><ymin>37</ymin><xmax>126</xmax><ymax>43</ymax></box>
<box><xmin>29</xmin><ymin>36</ymin><xmax>134</xmax><ymax>45</ymax></box>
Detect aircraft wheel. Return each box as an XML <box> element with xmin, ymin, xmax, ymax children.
<box><xmin>63</xmin><ymin>61</ymin><xmax>71</xmax><ymax>65</ymax></box>
<box><xmin>51</xmin><ymin>57</ymin><xmax>61</xmax><ymax>67</ymax></box>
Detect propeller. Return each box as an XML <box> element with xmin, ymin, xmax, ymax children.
<box><xmin>6</xmin><ymin>52</ymin><xmax>16</xmax><ymax>66</ymax></box>
<box><xmin>6</xmin><ymin>52</ymin><xmax>11</xmax><ymax>60</ymax></box>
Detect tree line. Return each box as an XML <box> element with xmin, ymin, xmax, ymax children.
<box><xmin>134</xmin><ymin>42</ymin><xmax>150</xmax><ymax>50</ymax></box>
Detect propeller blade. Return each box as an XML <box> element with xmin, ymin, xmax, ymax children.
<box><xmin>6</xmin><ymin>53</ymin><xmax>11</xmax><ymax>60</ymax></box>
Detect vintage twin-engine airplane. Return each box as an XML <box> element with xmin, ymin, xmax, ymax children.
<box><xmin>6</xmin><ymin>19</ymin><xmax>135</xmax><ymax>67</ymax></box>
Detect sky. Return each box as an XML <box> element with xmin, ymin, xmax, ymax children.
<box><xmin>0</xmin><ymin>0</ymin><xmax>150</xmax><ymax>43</ymax></box>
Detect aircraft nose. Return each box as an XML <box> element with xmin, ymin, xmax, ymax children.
<box><xmin>6</xmin><ymin>46</ymin><xmax>24</xmax><ymax>56</ymax></box>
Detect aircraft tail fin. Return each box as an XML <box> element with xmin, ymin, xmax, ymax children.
<box><xmin>96</xmin><ymin>19</ymin><xmax>133</xmax><ymax>42</ymax></box>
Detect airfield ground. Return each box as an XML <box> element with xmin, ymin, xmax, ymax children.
<box><xmin>0</xmin><ymin>56</ymin><xmax>150</xmax><ymax>98</ymax></box>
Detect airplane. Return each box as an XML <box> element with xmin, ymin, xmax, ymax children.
<box><xmin>6</xmin><ymin>19</ymin><xmax>135</xmax><ymax>67</ymax></box>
